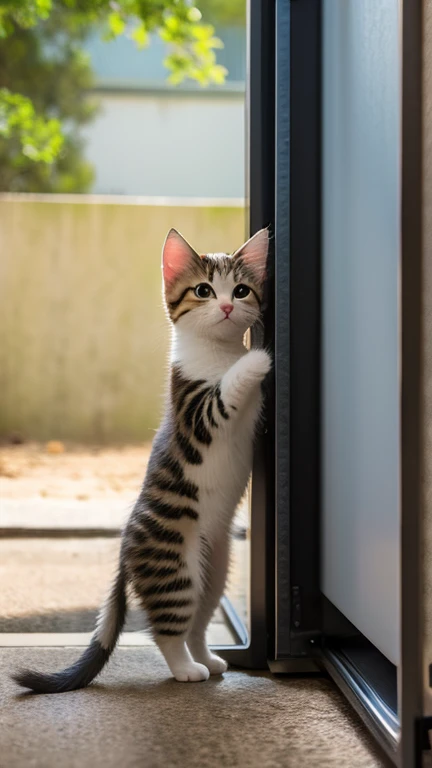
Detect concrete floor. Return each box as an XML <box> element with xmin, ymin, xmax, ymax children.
<box><xmin>1</xmin><ymin>646</ymin><xmax>389</xmax><ymax>768</ymax></box>
<box><xmin>0</xmin><ymin>536</ymin><xmax>247</xmax><ymax>647</ymax></box>
<box><xmin>0</xmin><ymin>443</ymin><xmax>248</xmax><ymax>643</ymax></box>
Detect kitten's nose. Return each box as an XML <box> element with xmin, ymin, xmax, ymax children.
<box><xmin>220</xmin><ymin>303</ymin><xmax>234</xmax><ymax>317</ymax></box>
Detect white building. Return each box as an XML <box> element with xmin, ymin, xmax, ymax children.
<box><xmin>82</xmin><ymin>29</ymin><xmax>246</xmax><ymax>199</ymax></box>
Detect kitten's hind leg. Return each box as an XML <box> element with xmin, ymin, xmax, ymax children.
<box><xmin>132</xmin><ymin>522</ymin><xmax>209</xmax><ymax>683</ymax></box>
<box><xmin>187</xmin><ymin>534</ymin><xmax>230</xmax><ymax>675</ymax></box>
<box><xmin>155</xmin><ymin>635</ymin><xmax>209</xmax><ymax>682</ymax></box>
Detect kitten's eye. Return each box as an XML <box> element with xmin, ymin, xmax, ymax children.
<box><xmin>194</xmin><ymin>283</ymin><xmax>213</xmax><ymax>299</ymax></box>
<box><xmin>233</xmin><ymin>284</ymin><xmax>251</xmax><ymax>300</ymax></box>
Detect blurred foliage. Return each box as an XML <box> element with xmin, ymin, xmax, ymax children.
<box><xmin>0</xmin><ymin>0</ymin><xmax>236</xmax><ymax>192</ymax></box>
<box><xmin>197</xmin><ymin>0</ymin><xmax>245</xmax><ymax>26</ymax></box>
<box><xmin>0</xmin><ymin>90</ymin><xmax>63</xmax><ymax>165</ymax></box>
<box><xmin>0</xmin><ymin>9</ymin><xmax>96</xmax><ymax>191</ymax></box>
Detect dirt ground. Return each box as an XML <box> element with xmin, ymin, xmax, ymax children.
<box><xmin>0</xmin><ymin>441</ymin><xmax>152</xmax><ymax>503</ymax></box>
<box><xmin>0</xmin><ymin>440</ymin><xmax>249</xmax><ymax>530</ymax></box>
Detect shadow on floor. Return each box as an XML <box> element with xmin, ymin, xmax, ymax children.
<box><xmin>0</xmin><ymin>607</ymin><xmax>146</xmax><ymax>633</ymax></box>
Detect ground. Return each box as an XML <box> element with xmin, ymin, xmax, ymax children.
<box><xmin>0</xmin><ymin>441</ymin><xmax>151</xmax><ymax>505</ymax></box>
<box><xmin>0</xmin><ymin>441</ymin><xmax>248</xmax><ymax>637</ymax></box>
<box><xmin>1</xmin><ymin>647</ymin><xmax>388</xmax><ymax>768</ymax></box>
<box><xmin>0</xmin><ymin>443</ymin><xmax>389</xmax><ymax>768</ymax></box>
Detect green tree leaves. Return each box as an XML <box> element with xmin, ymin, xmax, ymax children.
<box><xmin>0</xmin><ymin>0</ymin><xmax>233</xmax><ymax>191</ymax></box>
<box><xmin>0</xmin><ymin>88</ymin><xmax>63</xmax><ymax>164</ymax></box>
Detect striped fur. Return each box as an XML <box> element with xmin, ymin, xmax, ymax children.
<box><xmin>13</xmin><ymin>227</ymin><xmax>270</xmax><ymax>691</ymax></box>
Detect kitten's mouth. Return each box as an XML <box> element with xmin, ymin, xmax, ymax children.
<box><xmin>216</xmin><ymin>316</ymin><xmax>235</xmax><ymax>325</ymax></box>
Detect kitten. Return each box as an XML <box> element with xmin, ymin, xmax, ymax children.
<box><xmin>13</xmin><ymin>227</ymin><xmax>271</xmax><ymax>691</ymax></box>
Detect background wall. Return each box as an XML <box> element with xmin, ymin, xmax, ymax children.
<box><xmin>82</xmin><ymin>29</ymin><xmax>246</xmax><ymax>198</ymax></box>
<box><xmin>0</xmin><ymin>195</ymin><xmax>245</xmax><ymax>442</ymax></box>
<box><xmin>82</xmin><ymin>91</ymin><xmax>245</xmax><ymax>197</ymax></box>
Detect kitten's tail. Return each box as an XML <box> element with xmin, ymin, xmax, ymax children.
<box><xmin>13</xmin><ymin>563</ymin><xmax>127</xmax><ymax>694</ymax></box>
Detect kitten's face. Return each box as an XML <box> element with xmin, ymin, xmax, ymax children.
<box><xmin>162</xmin><ymin>228</ymin><xmax>269</xmax><ymax>342</ymax></box>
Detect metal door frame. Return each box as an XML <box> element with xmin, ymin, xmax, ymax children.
<box><xmin>221</xmin><ymin>0</ymin><xmax>275</xmax><ymax>669</ymax></box>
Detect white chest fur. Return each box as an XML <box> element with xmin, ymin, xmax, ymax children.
<box><xmin>173</xmin><ymin>329</ymin><xmax>265</xmax><ymax>540</ymax></box>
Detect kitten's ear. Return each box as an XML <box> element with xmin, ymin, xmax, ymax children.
<box><xmin>232</xmin><ymin>227</ymin><xmax>269</xmax><ymax>284</ymax></box>
<box><xmin>162</xmin><ymin>228</ymin><xmax>201</xmax><ymax>287</ymax></box>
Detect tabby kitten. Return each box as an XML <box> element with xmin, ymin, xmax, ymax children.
<box><xmin>14</xmin><ymin>227</ymin><xmax>271</xmax><ymax>691</ymax></box>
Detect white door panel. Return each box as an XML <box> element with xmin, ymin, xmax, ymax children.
<box><xmin>321</xmin><ymin>0</ymin><xmax>400</xmax><ymax>666</ymax></box>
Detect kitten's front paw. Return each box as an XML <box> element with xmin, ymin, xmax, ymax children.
<box><xmin>243</xmin><ymin>349</ymin><xmax>272</xmax><ymax>381</ymax></box>
<box><xmin>173</xmin><ymin>661</ymin><xmax>210</xmax><ymax>683</ymax></box>
<box><xmin>221</xmin><ymin>349</ymin><xmax>271</xmax><ymax>408</ymax></box>
<box><xmin>205</xmin><ymin>653</ymin><xmax>228</xmax><ymax>676</ymax></box>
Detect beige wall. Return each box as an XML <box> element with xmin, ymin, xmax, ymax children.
<box><xmin>0</xmin><ymin>195</ymin><xmax>245</xmax><ymax>442</ymax></box>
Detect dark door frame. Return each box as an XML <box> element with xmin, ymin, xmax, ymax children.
<box><xmin>224</xmin><ymin>0</ymin><xmax>323</xmax><ymax>676</ymax></box>
<box><xmin>221</xmin><ymin>0</ymin><xmax>275</xmax><ymax>669</ymax></box>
